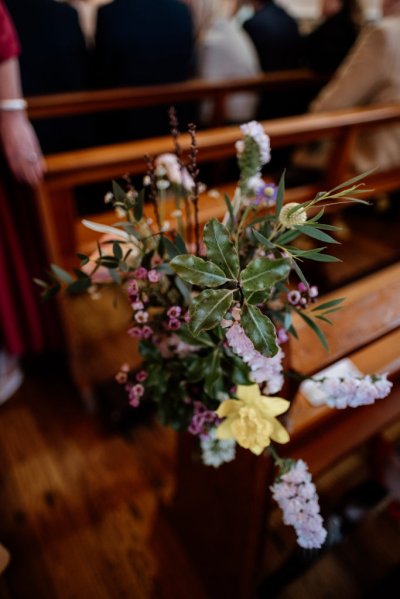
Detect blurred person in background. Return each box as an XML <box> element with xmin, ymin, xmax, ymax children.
<box><xmin>184</xmin><ymin>0</ymin><xmax>261</xmax><ymax>124</ymax></box>
<box><xmin>242</xmin><ymin>0</ymin><xmax>302</xmax><ymax>119</ymax></box>
<box><xmin>303</xmin><ymin>0</ymin><xmax>363</xmax><ymax>74</ymax></box>
<box><xmin>94</xmin><ymin>0</ymin><xmax>195</xmax><ymax>143</ymax></box>
<box><xmin>295</xmin><ymin>0</ymin><xmax>400</xmax><ymax>174</ymax></box>
<box><xmin>243</xmin><ymin>0</ymin><xmax>301</xmax><ymax>72</ymax></box>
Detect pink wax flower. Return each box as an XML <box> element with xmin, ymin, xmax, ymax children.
<box><xmin>298</xmin><ymin>282</ymin><xmax>308</xmax><ymax>293</ymax></box>
<box><xmin>136</xmin><ymin>370</ymin><xmax>148</xmax><ymax>382</ymax></box>
<box><xmin>183</xmin><ymin>311</ymin><xmax>190</xmax><ymax>323</ymax></box>
<box><xmin>133</xmin><ymin>267</ymin><xmax>148</xmax><ymax>280</ymax></box>
<box><xmin>141</xmin><ymin>325</ymin><xmax>153</xmax><ymax>339</ymax></box>
<box><xmin>131</xmin><ymin>301</ymin><xmax>144</xmax><ymax>311</ymax></box>
<box><xmin>127</xmin><ymin>383</ymin><xmax>145</xmax><ymax>408</ymax></box>
<box><xmin>127</xmin><ymin>279</ymin><xmax>139</xmax><ymax>298</ymax></box>
<box><xmin>135</xmin><ymin>310</ymin><xmax>149</xmax><ymax>324</ymax></box>
<box><xmin>128</xmin><ymin>326</ymin><xmax>143</xmax><ymax>339</ymax></box>
<box><xmin>288</xmin><ymin>290</ymin><xmax>301</xmax><ymax>305</ymax></box>
<box><xmin>167</xmin><ymin>306</ymin><xmax>182</xmax><ymax>319</ymax></box>
<box><xmin>147</xmin><ymin>269</ymin><xmax>161</xmax><ymax>283</ymax></box>
<box><xmin>115</xmin><ymin>371</ymin><xmax>128</xmax><ymax>384</ymax></box>
<box><xmin>167</xmin><ymin>318</ymin><xmax>181</xmax><ymax>330</ymax></box>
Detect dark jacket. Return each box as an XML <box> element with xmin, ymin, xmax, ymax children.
<box><xmin>243</xmin><ymin>1</ymin><xmax>301</xmax><ymax>72</ymax></box>
<box><xmin>302</xmin><ymin>9</ymin><xmax>359</xmax><ymax>74</ymax></box>
<box><xmin>5</xmin><ymin>0</ymin><xmax>92</xmax><ymax>152</ymax></box>
<box><xmin>95</xmin><ymin>0</ymin><xmax>195</xmax><ymax>142</ymax></box>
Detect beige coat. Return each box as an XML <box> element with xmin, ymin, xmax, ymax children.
<box><xmin>298</xmin><ymin>15</ymin><xmax>400</xmax><ymax>173</ymax></box>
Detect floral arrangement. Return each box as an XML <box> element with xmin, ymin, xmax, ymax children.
<box><xmin>38</xmin><ymin>113</ymin><xmax>392</xmax><ymax>549</ymax></box>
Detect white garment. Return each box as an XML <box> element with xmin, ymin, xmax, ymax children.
<box><xmin>198</xmin><ymin>17</ymin><xmax>261</xmax><ymax>123</ymax></box>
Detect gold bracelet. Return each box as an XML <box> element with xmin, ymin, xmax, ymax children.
<box><xmin>0</xmin><ymin>98</ymin><xmax>27</xmax><ymax>111</ymax></box>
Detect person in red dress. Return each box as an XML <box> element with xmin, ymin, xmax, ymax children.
<box><xmin>0</xmin><ymin>0</ymin><xmax>53</xmax><ymax>403</ymax></box>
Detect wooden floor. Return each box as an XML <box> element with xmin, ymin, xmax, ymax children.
<box><xmin>1</xmin><ymin>201</ymin><xmax>400</xmax><ymax>598</ymax></box>
<box><xmin>1</xmin><ymin>359</ymin><xmax>400</xmax><ymax>599</ymax></box>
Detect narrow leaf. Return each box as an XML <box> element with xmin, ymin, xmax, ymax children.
<box><xmin>298</xmin><ymin>225</ymin><xmax>339</xmax><ymax>244</ymax></box>
<box><xmin>297</xmin><ymin>310</ymin><xmax>329</xmax><ymax>351</ymax></box>
<box><xmin>113</xmin><ymin>242</ymin><xmax>123</xmax><ymax>260</ymax></box>
<box><xmin>223</xmin><ymin>193</ymin><xmax>235</xmax><ymax>230</ymax></box>
<box><xmin>50</xmin><ymin>264</ymin><xmax>74</xmax><ymax>284</ymax></box>
<box><xmin>251</xmin><ymin>228</ymin><xmax>275</xmax><ymax>250</ymax></box>
<box><xmin>134</xmin><ymin>188</ymin><xmax>144</xmax><ymax>221</ymax></box>
<box><xmin>311</xmin><ymin>297</ymin><xmax>345</xmax><ymax>312</ymax></box>
<box><xmin>275</xmin><ymin>170</ymin><xmax>285</xmax><ymax>217</ymax></box>
<box><xmin>163</xmin><ymin>236</ymin><xmax>180</xmax><ymax>260</ymax></box>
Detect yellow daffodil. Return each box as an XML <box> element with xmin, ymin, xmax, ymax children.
<box><xmin>215</xmin><ymin>384</ymin><xmax>290</xmax><ymax>455</ymax></box>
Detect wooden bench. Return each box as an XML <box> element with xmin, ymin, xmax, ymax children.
<box><xmin>26</xmin><ymin>69</ymin><xmax>327</xmax><ymax>126</ymax></box>
<box><xmin>167</xmin><ymin>261</ymin><xmax>400</xmax><ymax>599</ymax></box>
<box><xmin>35</xmin><ymin>103</ymin><xmax>400</xmax><ymax>270</ymax></box>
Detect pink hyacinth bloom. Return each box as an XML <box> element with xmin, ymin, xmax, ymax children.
<box><xmin>271</xmin><ymin>459</ymin><xmax>327</xmax><ymax>550</ymax></box>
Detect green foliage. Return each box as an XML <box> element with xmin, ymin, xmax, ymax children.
<box><xmin>241</xmin><ymin>303</ymin><xmax>279</xmax><ymax>357</ymax></box>
<box><xmin>189</xmin><ymin>289</ymin><xmax>234</xmax><ymax>334</ymax></box>
<box><xmin>203</xmin><ymin>219</ymin><xmax>240</xmax><ymax>279</ymax></box>
<box><xmin>170</xmin><ymin>255</ymin><xmax>230</xmax><ymax>288</ymax></box>
<box><xmin>240</xmin><ymin>257</ymin><xmax>290</xmax><ymax>292</ymax></box>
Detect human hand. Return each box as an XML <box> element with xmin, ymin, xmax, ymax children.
<box><xmin>0</xmin><ymin>111</ymin><xmax>46</xmax><ymax>186</ymax></box>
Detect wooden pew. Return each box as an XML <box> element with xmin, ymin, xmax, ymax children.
<box><xmin>35</xmin><ymin>102</ymin><xmax>400</xmax><ymax>269</ymax></box>
<box><xmin>26</xmin><ymin>70</ymin><xmax>327</xmax><ymax>126</ymax></box>
<box><xmin>164</xmin><ymin>262</ymin><xmax>400</xmax><ymax>599</ymax></box>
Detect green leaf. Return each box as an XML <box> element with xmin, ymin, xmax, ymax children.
<box><xmin>292</xmin><ymin>260</ymin><xmax>309</xmax><ymax>287</ymax></box>
<box><xmin>203</xmin><ymin>218</ymin><xmax>240</xmax><ymax>279</ymax></box>
<box><xmin>204</xmin><ymin>350</ymin><xmax>223</xmax><ymax>398</ymax></box>
<box><xmin>276</xmin><ymin>229</ymin><xmax>301</xmax><ymax>245</ymax></box>
<box><xmin>170</xmin><ymin>255</ymin><xmax>229</xmax><ymax>287</ymax></box>
<box><xmin>175</xmin><ymin>277</ymin><xmax>192</xmax><ymax>305</ymax></box>
<box><xmin>297</xmin><ymin>310</ymin><xmax>329</xmax><ymax>351</ymax></box>
<box><xmin>67</xmin><ymin>277</ymin><xmax>92</xmax><ymax>295</ymax></box>
<box><xmin>274</xmin><ymin>171</ymin><xmax>285</xmax><ymax>217</ymax></box>
<box><xmin>311</xmin><ymin>297</ymin><xmax>345</xmax><ymax>312</ymax></box>
<box><xmin>76</xmin><ymin>253</ymin><xmax>90</xmax><ymax>266</ymax></box>
<box><xmin>241</xmin><ymin>303</ymin><xmax>278</xmax><ymax>357</ymax></box>
<box><xmin>230</xmin><ymin>354</ymin><xmax>251</xmax><ymax>385</ymax></box>
<box><xmin>33</xmin><ymin>278</ymin><xmax>49</xmax><ymax>289</ymax></box>
<box><xmin>186</xmin><ymin>356</ymin><xmax>207</xmax><ymax>383</ymax></box>
<box><xmin>134</xmin><ymin>189</ymin><xmax>144</xmax><ymax>221</ymax></box>
<box><xmin>315</xmin><ymin>315</ymin><xmax>333</xmax><ymax>325</ymax></box>
<box><xmin>301</xmin><ymin>252</ymin><xmax>341</xmax><ymax>263</ymax></box>
<box><xmin>50</xmin><ymin>264</ymin><xmax>74</xmax><ymax>284</ymax></box>
<box><xmin>189</xmin><ymin>289</ymin><xmax>234</xmax><ymax>334</ymax></box>
<box><xmin>297</xmin><ymin>225</ymin><xmax>339</xmax><ymax>244</ymax></box>
<box><xmin>112</xmin><ymin>180</ymin><xmax>126</xmax><ymax>203</ymax></box>
<box><xmin>291</xmin><ymin>247</ymin><xmax>341</xmax><ymax>262</ymax></box>
<box><xmin>97</xmin><ymin>256</ymin><xmax>120</xmax><ymax>269</ymax></box>
<box><xmin>327</xmin><ymin>169</ymin><xmax>375</xmax><ymax>194</ymax></box>
<box><xmin>240</xmin><ymin>257</ymin><xmax>290</xmax><ymax>292</ymax></box>
<box><xmin>176</xmin><ymin>325</ymin><xmax>214</xmax><ymax>348</ymax></box>
<box><xmin>243</xmin><ymin>288</ymin><xmax>269</xmax><ymax>305</ymax></box>
<box><xmin>174</xmin><ymin>233</ymin><xmax>188</xmax><ymax>254</ymax></box>
<box><xmin>223</xmin><ymin>193</ymin><xmax>235</xmax><ymax>230</ymax></box>
<box><xmin>113</xmin><ymin>242</ymin><xmax>123</xmax><ymax>260</ymax></box>
<box><xmin>163</xmin><ymin>236</ymin><xmax>180</xmax><ymax>259</ymax></box>
<box><xmin>251</xmin><ymin>228</ymin><xmax>275</xmax><ymax>250</ymax></box>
